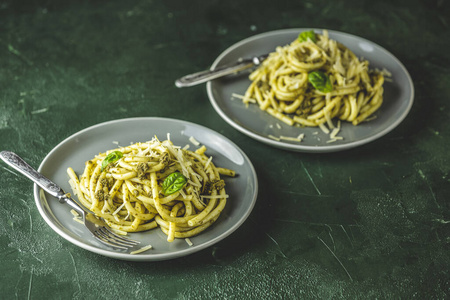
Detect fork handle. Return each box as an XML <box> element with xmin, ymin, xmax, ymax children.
<box><xmin>1</xmin><ymin>150</ymin><xmax>87</xmax><ymax>217</ymax></box>
<box><xmin>1</xmin><ymin>150</ymin><xmax>67</xmax><ymax>200</ymax></box>
<box><xmin>175</xmin><ymin>59</ymin><xmax>254</xmax><ymax>87</ymax></box>
<box><xmin>174</xmin><ymin>54</ymin><xmax>268</xmax><ymax>88</ymax></box>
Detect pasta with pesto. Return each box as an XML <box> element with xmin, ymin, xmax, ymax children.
<box><xmin>67</xmin><ymin>136</ymin><xmax>235</xmax><ymax>243</ymax></box>
<box><xmin>241</xmin><ymin>30</ymin><xmax>386</xmax><ymax>128</ymax></box>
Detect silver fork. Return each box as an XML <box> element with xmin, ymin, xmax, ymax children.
<box><xmin>0</xmin><ymin>150</ymin><xmax>140</xmax><ymax>251</ymax></box>
<box><xmin>175</xmin><ymin>53</ymin><xmax>268</xmax><ymax>87</ymax></box>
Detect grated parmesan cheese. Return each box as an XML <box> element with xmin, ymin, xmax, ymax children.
<box><xmin>113</xmin><ymin>202</ymin><xmax>126</xmax><ymax>215</ymax></box>
<box><xmin>189</xmin><ymin>136</ymin><xmax>200</xmax><ymax>146</ymax></box>
<box><xmin>204</xmin><ymin>156</ymin><xmax>213</xmax><ymax>169</ymax></box>
<box><xmin>268</xmin><ymin>134</ymin><xmax>280</xmax><ymax>141</ymax></box>
<box><xmin>318</xmin><ymin>122</ymin><xmax>330</xmax><ymax>134</ymax></box>
<box><xmin>73</xmin><ymin>217</ymin><xmax>84</xmax><ymax>224</ymax></box>
<box><xmin>191</xmin><ymin>172</ymin><xmax>203</xmax><ymax>182</ymax></box>
<box><xmin>231</xmin><ymin>93</ymin><xmax>257</xmax><ymax>103</ymax></box>
<box><xmin>110</xmin><ymin>228</ymin><xmax>128</xmax><ymax>236</ymax></box>
<box><xmin>330</xmin><ymin>127</ymin><xmax>340</xmax><ymax>139</ymax></box>
<box><xmin>231</xmin><ymin>93</ymin><xmax>245</xmax><ymax>99</ymax></box>
<box><xmin>326</xmin><ymin>136</ymin><xmax>344</xmax><ymax>143</ymax></box>
<box><xmin>163</xmin><ymin>140</ymin><xmax>190</xmax><ymax>178</ymax></box>
<box><xmin>187</xmin><ymin>179</ymin><xmax>201</xmax><ymax>187</ymax></box>
<box><xmin>328</xmin><ymin>120</ymin><xmax>343</xmax><ymax>141</ymax></box>
<box><xmin>201</xmin><ymin>194</ymin><xmax>229</xmax><ymax>200</ymax></box>
<box><xmin>269</xmin><ymin>133</ymin><xmax>305</xmax><ymax>143</ymax></box>
<box><xmin>68</xmin><ymin>179</ymin><xmax>78</xmax><ymax>196</ymax></box>
<box><xmin>130</xmin><ymin>244</ymin><xmax>153</xmax><ymax>255</ymax></box>
<box><xmin>280</xmin><ymin>135</ymin><xmax>302</xmax><ymax>142</ymax></box>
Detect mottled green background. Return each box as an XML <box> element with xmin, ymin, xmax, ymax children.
<box><xmin>0</xmin><ymin>0</ymin><xmax>449</xmax><ymax>299</ymax></box>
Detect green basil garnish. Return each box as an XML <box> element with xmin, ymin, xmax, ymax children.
<box><xmin>308</xmin><ymin>71</ymin><xmax>333</xmax><ymax>93</ymax></box>
<box><xmin>162</xmin><ymin>172</ymin><xmax>187</xmax><ymax>196</ymax></box>
<box><xmin>298</xmin><ymin>30</ymin><xmax>316</xmax><ymax>43</ymax></box>
<box><xmin>101</xmin><ymin>151</ymin><xmax>123</xmax><ymax>171</ymax></box>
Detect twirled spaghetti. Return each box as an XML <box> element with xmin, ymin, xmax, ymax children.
<box><xmin>67</xmin><ymin>136</ymin><xmax>235</xmax><ymax>243</ymax></box>
<box><xmin>241</xmin><ymin>30</ymin><xmax>386</xmax><ymax>128</ymax></box>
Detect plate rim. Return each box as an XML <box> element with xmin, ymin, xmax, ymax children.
<box><xmin>33</xmin><ymin>117</ymin><xmax>258</xmax><ymax>261</ymax></box>
<box><xmin>206</xmin><ymin>28</ymin><xmax>415</xmax><ymax>153</ymax></box>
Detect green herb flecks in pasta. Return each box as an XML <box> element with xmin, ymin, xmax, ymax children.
<box><xmin>162</xmin><ymin>172</ymin><xmax>187</xmax><ymax>196</ymax></box>
<box><xmin>241</xmin><ymin>30</ymin><xmax>386</xmax><ymax>127</ymax></box>
<box><xmin>308</xmin><ymin>71</ymin><xmax>333</xmax><ymax>93</ymax></box>
<box><xmin>101</xmin><ymin>151</ymin><xmax>123</xmax><ymax>171</ymax></box>
<box><xmin>298</xmin><ymin>30</ymin><xmax>317</xmax><ymax>43</ymax></box>
<box><xmin>67</xmin><ymin>137</ymin><xmax>235</xmax><ymax>242</ymax></box>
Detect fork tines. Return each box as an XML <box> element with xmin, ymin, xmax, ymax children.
<box><xmin>94</xmin><ymin>227</ymin><xmax>140</xmax><ymax>250</ymax></box>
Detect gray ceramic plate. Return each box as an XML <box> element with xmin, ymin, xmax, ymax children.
<box><xmin>206</xmin><ymin>28</ymin><xmax>414</xmax><ymax>152</ymax></box>
<box><xmin>33</xmin><ymin>117</ymin><xmax>258</xmax><ymax>261</ymax></box>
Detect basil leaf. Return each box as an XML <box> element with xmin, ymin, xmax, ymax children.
<box><xmin>101</xmin><ymin>151</ymin><xmax>123</xmax><ymax>171</ymax></box>
<box><xmin>308</xmin><ymin>71</ymin><xmax>333</xmax><ymax>93</ymax></box>
<box><xmin>162</xmin><ymin>172</ymin><xmax>187</xmax><ymax>196</ymax></box>
<box><xmin>298</xmin><ymin>30</ymin><xmax>316</xmax><ymax>43</ymax></box>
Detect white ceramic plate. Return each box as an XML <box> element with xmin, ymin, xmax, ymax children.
<box><xmin>206</xmin><ymin>28</ymin><xmax>414</xmax><ymax>152</ymax></box>
<box><xmin>33</xmin><ymin>117</ymin><xmax>258</xmax><ymax>261</ymax></box>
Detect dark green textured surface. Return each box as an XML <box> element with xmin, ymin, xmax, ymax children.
<box><xmin>1</xmin><ymin>0</ymin><xmax>449</xmax><ymax>299</ymax></box>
